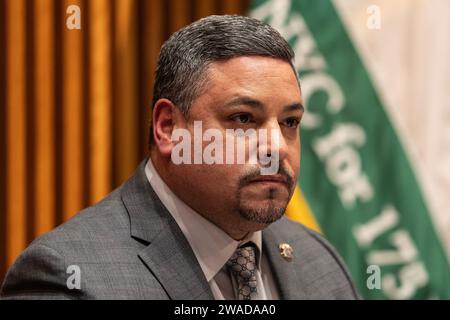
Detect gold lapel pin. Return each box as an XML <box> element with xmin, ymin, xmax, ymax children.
<box><xmin>279</xmin><ymin>243</ymin><xmax>294</xmax><ymax>261</ymax></box>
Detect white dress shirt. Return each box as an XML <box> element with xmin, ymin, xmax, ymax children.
<box><xmin>145</xmin><ymin>158</ymin><xmax>280</xmax><ymax>300</ymax></box>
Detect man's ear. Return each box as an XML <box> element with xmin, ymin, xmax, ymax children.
<box><xmin>152</xmin><ymin>98</ymin><xmax>183</xmax><ymax>157</ymax></box>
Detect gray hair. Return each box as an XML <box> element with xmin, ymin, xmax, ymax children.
<box><xmin>150</xmin><ymin>15</ymin><xmax>297</xmax><ymax>146</ymax></box>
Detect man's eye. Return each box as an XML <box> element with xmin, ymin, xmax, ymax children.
<box><xmin>285</xmin><ymin>118</ymin><xmax>300</xmax><ymax>128</ymax></box>
<box><xmin>232</xmin><ymin>113</ymin><xmax>252</xmax><ymax>124</ymax></box>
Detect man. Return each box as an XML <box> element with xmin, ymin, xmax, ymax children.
<box><xmin>1</xmin><ymin>15</ymin><xmax>359</xmax><ymax>300</ymax></box>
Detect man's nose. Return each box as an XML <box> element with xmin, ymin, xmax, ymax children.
<box><xmin>258</xmin><ymin>120</ymin><xmax>288</xmax><ymax>164</ymax></box>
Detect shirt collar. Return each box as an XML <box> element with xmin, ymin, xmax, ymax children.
<box><xmin>144</xmin><ymin>158</ymin><xmax>262</xmax><ymax>282</ymax></box>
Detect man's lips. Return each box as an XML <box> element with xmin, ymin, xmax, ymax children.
<box><xmin>239</xmin><ymin>167</ymin><xmax>294</xmax><ymax>192</ymax></box>
<box><xmin>248</xmin><ymin>175</ymin><xmax>288</xmax><ymax>186</ymax></box>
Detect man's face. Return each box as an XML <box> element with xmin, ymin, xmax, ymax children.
<box><xmin>167</xmin><ymin>56</ymin><xmax>303</xmax><ymax>237</ymax></box>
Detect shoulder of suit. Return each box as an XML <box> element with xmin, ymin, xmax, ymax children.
<box><xmin>28</xmin><ymin>184</ymin><xmax>130</xmax><ymax>253</ymax></box>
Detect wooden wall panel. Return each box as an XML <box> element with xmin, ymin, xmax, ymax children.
<box><xmin>169</xmin><ymin>0</ymin><xmax>191</xmax><ymax>34</ymax></box>
<box><xmin>0</xmin><ymin>0</ymin><xmax>7</xmax><ymax>280</ymax></box>
<box><xmin>62</xmin><ymin>0</ymin><xmax>85</xmax><ymax>220</ymax></box>
<box><xmin>113</xmin><ymin>0</ymin><xmax>139</xmax><ymax>186</ymax></box>
<box><xmin>139</xmin><ymin>0</ymin><xmax>164</xmax><ymax>155</ymax></box>
<box><xmin>34</xmin><ymin>0</ymin><xmax>55</xmax><ymax>237</ymax></box>
<box><xmin>88</xmin><ymin>0</ymin><xmax>112</xmax><ymax>204</ymax></box>
<box><xmin>0</xmin><ymin>0</ymin><xmax>249</xmax><ymax>285</ymax></box>
<box><xmin>220</xmin><ymin>0</ymin><xmax>243</xmax><ymax>15</ymax></box>
<box><xmin>195</xmin><ymin>0</ymin><xmax>216</xmax><ymax>20</ymax></box>
<box><xmin>5</xmin><ymin>0</ymin><xmax>27</xmax><ymax>267</ymax></box>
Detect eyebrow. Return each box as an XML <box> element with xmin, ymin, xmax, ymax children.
<box><xmin>223</xmin><ymin>96</ymin><xmax>304</xmax><ymax>113</ymax></box>
<box><xmin>283</xmin><ymin>102</ymin><xmax>304</xmax><ymax>113</ymax></box>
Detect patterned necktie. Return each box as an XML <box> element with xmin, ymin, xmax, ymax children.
<box><xmin>226</xmin><ymin>243</ymin><xmax>258</xmax><ymax>300</ymax></box>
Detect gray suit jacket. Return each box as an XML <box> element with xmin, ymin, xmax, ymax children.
<box><xmin>0</xmin><ymin>159</ymin><xmax>359</xmax><ymax>300</ymax></box>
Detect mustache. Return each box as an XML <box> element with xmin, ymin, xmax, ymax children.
<box><xmin>238</xmin><ymin>165</ymin><xmax>295</xmax><ymax>190</ymax></box>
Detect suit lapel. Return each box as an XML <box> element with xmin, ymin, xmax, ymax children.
<box><xmin>138</xmin><ymin>220</ymin><xmax>214</xmax><ymax>300</ymax></box>
<box><xmin>121</xmin><ymin>159</ymin><xmax>214</xmax><ymax>300</ymax></box>
<box><xmin>263</xmin><ymin>220</ymin><xmax>309</xmax><ymax>300</ymax></box>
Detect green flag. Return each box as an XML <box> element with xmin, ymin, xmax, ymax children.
<box><xmin>251</xmin><ymin>0</ymin><xmax>450</xmax><ymax>299</ymax></box>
